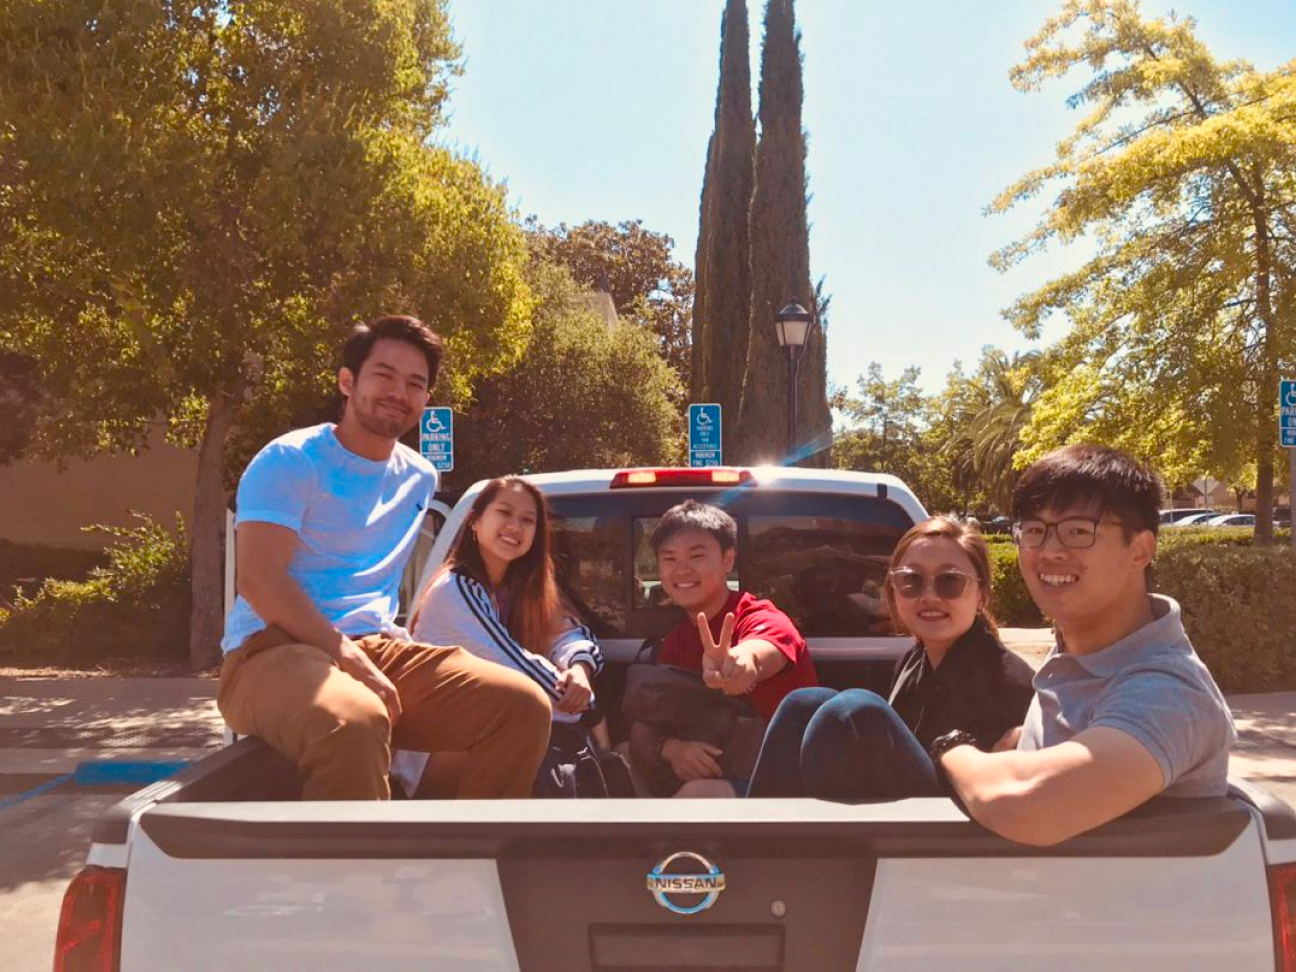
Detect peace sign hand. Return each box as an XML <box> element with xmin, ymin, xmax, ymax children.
<box><xmin>698</xmin><ymin>611</ymin><xmax>758</xmax><ymax>696</ymax></box>
<box><xmin>698</xmin><ymin>611</ymin><xmax>734</xmax><ymax>688</ymax></box>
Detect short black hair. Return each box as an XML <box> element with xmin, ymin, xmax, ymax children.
<box><xmin>1012</xmin><ymin>444</ymin><xmax>1164</xmax><ymax>538</ymax></box>
<box><xmin>341</xmin><ymin>315</ymin><xmax>443</xmax><ymax>385</ymax></box>
<box><xmin>650</xmin><ymin>500</ymin><xmax>737</xmax><ymax>553</ymax></box>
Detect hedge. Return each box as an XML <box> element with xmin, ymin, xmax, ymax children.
<box><xmin>0</xmin><ymin>514</ymin><xmax>190</xmax><ymax>663</ymax></box>
<box><xmin>986</xmin><ymin>541</ymin><xmax>1042</xmax><ymax>627</ymax></box>
<box><xmin>1155</xmin><ymin>545</ymin><xmax>1296</xmax><ymax>694</ymax></box>
<box><xmin>0</xmin><ymin>540</ymin><xmax>104</xmax><ymax>604</ymax></box>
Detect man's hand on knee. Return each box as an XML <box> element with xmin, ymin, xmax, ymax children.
<box><xmin>335</xmin><ymin>637</ymin><xmax>402</xmax><ymax>723</ymax></box>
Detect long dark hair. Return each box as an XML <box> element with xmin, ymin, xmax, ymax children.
<box><xmin>437</xmin><ymin>476</ymin><xmax>561</xmax><ymax>656</ymax></box>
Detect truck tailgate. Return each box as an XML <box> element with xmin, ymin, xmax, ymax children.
<box><xmin>118</xmin><ymin>797</ymin><xmax>1274</xmax><ymax>971</ymax></box>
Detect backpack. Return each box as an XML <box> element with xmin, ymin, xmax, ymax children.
<box><xmin>532</xmin><ymin>722</ymin><xmax>636</xmax><ymax>799</ymax></box>
<box><xmin>621</xmin><ymin>639</ymin><xmax>765</xmax><ymax>796</ymax></box>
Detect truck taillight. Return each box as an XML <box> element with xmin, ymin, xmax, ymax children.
<box><xmin>609</xmin><ymin>468</ymin><xmax>753</xmax><ymax>489</ymax></box>
<box><xmin>1272</xmin><ymin>862</ymin><xmax>1296</xmax><ymax>972</ymax></box>
<box><xmin>53</xmin><ymin>866</ymin><xmax>124</xmax><ymax>972</ymax></box>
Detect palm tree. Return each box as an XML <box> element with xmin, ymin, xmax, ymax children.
<box><xmin>942</xmin><ymin>349</ymin><xmax>1043</xmax><ymax>511</ymax></box>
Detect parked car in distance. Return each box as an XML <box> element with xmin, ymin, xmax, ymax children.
<box><xmin>1167</xmin><ymin>511</ymin><xmax>1219</xmax><ymax>526</ymax></box>
<box><xmin>983</xmin><ymin>515</ymin><xmax>1013</xmax><ymax>534</ymax></box>
<box><xmin>1204</xmin><ymin>513</ymin><xmax>1255</xmax><ymax>528</ymax></box>
<box><xmin>1159</xmin><ymin>507</ymin><xmax>1216</xmax><ymax>524</ymax></box>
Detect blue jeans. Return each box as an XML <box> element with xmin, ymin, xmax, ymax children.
<box><xmin>747</xmin><ymin>688</ymin><xmax>940</xmax><ymax>801</ymax></box>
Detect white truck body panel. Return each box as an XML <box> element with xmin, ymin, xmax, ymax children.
<box><xmin>858</xmin><ymin>822</ymin><xmax>1274</xmax><ymax>971</ymax></box>
<box><xmin>122</xmin><ymin>831</ymin><xmax>520</xmax><ymax>971</ymax></box>
<box><xmin>108</xmin><ymin>797</ymin><xmax>1284</xmax><ymax>971</ymax></box>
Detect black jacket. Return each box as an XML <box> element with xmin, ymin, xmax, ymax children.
<box><xmin>887</xmin><ymin>618</ymin><xmax>1036</xmax><ymax>752</ymax></box>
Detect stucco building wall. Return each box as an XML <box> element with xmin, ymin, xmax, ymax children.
<box><xmin>0</xmin><ymin>429</ymin><xmax>196</xmax><ymax>550</ymax></box>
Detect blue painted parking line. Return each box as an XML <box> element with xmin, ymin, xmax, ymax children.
<box><xmin>0</xmin><ymin>773</ymin><xmax>74</xmax><ymax>812</ymax></box>
<box><xmin>0</xmin><ymin>760</ymin><xmax>189</xmax><ymax>813</ymax></box>
<box><xmin>72</xmin><ymin>760</ymin><xmax>188</xmax><ymax>786</ymax></box>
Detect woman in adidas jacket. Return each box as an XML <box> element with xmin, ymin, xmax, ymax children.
<box><xmin>411</xmin><ymin>475</ymin><xmax>604</xmax><ymax>727</ymax></box>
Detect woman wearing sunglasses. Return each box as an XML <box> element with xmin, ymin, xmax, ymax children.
<box><xmin>747</xmin><ymin>516</ymin><xmax>1035</xmax><ymax>801</ymax></box>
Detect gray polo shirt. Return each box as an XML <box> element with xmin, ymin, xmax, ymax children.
<box><xmin>1018</xmin><ymin>594</ymin><xmax>1235</xmax><ymax>797</ymax></box>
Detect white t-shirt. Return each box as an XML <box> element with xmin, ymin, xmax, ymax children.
<box><xmin>221</xmin><ymin>423</ymin><xmax>437</xmax><ymax>652</ymax></box>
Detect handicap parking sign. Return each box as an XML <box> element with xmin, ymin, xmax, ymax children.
<box><xmin>420</xmin><ymin>407</ymin><xmax>454</xmax><ymax>472</ymax></box>
<box><xmin>1283</xmin><ymin>380</ymin><xmax>1296</xmax><ymax>448</ymax></box>
<box><xmin>689</xmin><ymin>404</ymin><xmax>722</xmax><ymax>467</ymax></box>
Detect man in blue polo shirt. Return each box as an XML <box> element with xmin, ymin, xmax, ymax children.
<box><xmin>933</xmin><ymin>444</ymin><xmax>1235</xmax><ymax>845</ymax></box>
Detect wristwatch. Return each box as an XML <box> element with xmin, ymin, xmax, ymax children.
<box><xmin>928</xmin><ymin>729</ymin><xmax>978</xmax><ymax>764</ymax></box>
<box><xmin>652</xmin><ymin>735</ymin><xmax>670</xmax><ymax>767</ymax></box>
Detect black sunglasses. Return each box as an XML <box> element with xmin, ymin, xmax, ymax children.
<box><xmin>888</xmin><ymin>567</ymin><xmax>977</xmax><ymax>600</ymax></box>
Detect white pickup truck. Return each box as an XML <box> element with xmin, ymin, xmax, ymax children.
<box><xmin>57</xmin><ymin>466</ymin><xmax>1296</xmax><ymax>971</ymax></box>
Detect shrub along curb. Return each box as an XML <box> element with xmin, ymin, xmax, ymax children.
<box><xmin>0</xmin><ymin>515</ymin><xmax>190</xmax><ymax>664</ymax></box>
<box><xmin>0</xmin><ymin>540</ymin><xmax>104</xmax><ymax>603</ymax></box>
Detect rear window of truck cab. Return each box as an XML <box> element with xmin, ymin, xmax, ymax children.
<box><xmin>548</xmin><ymin>489</ymin><xmax>915</xmax><ymax>640</ymax></box>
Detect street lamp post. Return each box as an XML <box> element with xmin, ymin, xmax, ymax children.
<box><xmin>774</xmin><ymin>299</ymin><xmax>814</xmax><ymax>458</ymax></box>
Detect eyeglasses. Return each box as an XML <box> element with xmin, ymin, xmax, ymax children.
<box><xmin>1012</xmin><ymin>517</ymin><xmax>1122</xmax><ymax>549</ymax></box>
<box><xmin>888</xmin><ymin>568</ymin><xmax>977</xmax><ymax>600</ymax></box>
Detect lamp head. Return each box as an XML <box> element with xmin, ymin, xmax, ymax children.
<box><xmin>774</xmin><ymin>300</ymin><xmax>814</xmax><ymax>348</ymax></box>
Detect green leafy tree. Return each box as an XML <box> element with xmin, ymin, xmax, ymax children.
<box><xmin>734</xmin><ymin>0</ymin><xmax>831</xmax><ymax>466</ymax></box>
<box><xmin>833</xmin><ymin>363</ymin><xmax>925</xmax><ymax>475</ymax></box>
<box><xmin>0</xmin><ymin>0</ymin><xmax>534</xmax><ymax>666</ymax></box>
<box><xmin>453</xmin><ymin>257</ymin><xmax>684</xmax><ymax>485</ymax></box>
<box><xmin>832</xmin><ymin>362</ymin><xmax>960</xmax><ymax>510</ymax></box>
<box><xmin>693</xmin><ymin>0</ymin><xmax>755</xmax><ymax>448</ymax></box>
<box><xmin>991</xmin><ymin>0</ymin><xmax>1296</xmax><ymax>542</ymax></box>
<box><xmin>529</xmin><ymin>219</ymin><xmax>693</xmax><ymax>388</ymax></box>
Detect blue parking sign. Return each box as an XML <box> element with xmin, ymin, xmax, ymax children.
<box><xmin>689</xmin><ymin>404</ymin><xmax>722</xmax><ymax>467</ymax></box>
<box><xmin>1282</xmin><ymin>380</ymin><xmax>1296</xmax><ymax>448</ymax></box>
<box><xmin>420</xmin><ymin>407</ymin><xmax>454</xmax><ymax>472</ymax></box>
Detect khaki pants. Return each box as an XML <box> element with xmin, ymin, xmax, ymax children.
<box><xmin>218</xmin><ymin>626</ymin><xmax>552</xmax><ymax>800</ymax></box>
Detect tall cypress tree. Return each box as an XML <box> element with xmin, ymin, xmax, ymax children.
<box><xmin>691</xmin><ymin>132</ymin><xmax>715</xmax><ymax>404</ymax></box>
<box><xmin>734</xmin><ymin>0</ymin><xmax>830</xmax><ymax>465</ymax></box>
<box><xmin>692</xmin><ymin>0</ymin><xmax>754</xmax><ymax>448</ymax></box>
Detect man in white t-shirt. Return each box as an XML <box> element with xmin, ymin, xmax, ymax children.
<box><xmin>218</xmin><ymin>315</ymin><xmax>551</xmax><ymax>800</ymax></box>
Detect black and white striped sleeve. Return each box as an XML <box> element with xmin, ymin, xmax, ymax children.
<box><xmin>452</xmin><ymin>572</ymin><xmax>564</xmax><ymax>702</ymax></box>
<box><xmin>549</xmin><ymin>617</ymin><xmax>604</xmax><ymax>676</ymax></box>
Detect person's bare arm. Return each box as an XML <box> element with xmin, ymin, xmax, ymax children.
<box><xmin>627</xmin><ymin>721</ymin><xmax>721</xmax><ymax>782</ymax></box>
<box><xmin>699</xmin><ymin>613</ymin><xmax>790</xmax><ymax>695</ymax></box>
<box><xmin>939</xmin><ymin>726</ymin><xmax>1164</xmax><ymax>846</ymax></box>
<box><xmin>734</xmin><ymin>638</ymin><xmax>790</xmax><ymax>681</ymax></box>
<box><xmin>628</xmin><ymin>721</ymin><xmax>664</xmax><ymax>772</ymax></box>
<box><xmin>236</xmin><ymin>522</ymin><xmax>401</xmax><ymax>720</ymax></box>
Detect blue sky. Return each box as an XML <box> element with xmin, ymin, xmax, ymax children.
<box><xmin>437</xmin><ymin>0</ymin><xmax>1296</xmax><ymax>395</ymax></box>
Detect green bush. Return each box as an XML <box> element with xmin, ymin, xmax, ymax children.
<box><xmin>1157</xmin><ymin>526</ymin><xmax>1291</xmax><ymax>550</ymax></box>
<box><xmin>0</xmin><ymin>514</ymin><xmax>190</xmax><ymax>663</ymax></box>
<box><xmin>986</xmin><ymin>541</ymin><xmax>1042</xmax><ymax>626</ymax></box>
<box><xmin>0</xmin><ymin>540</ymin><xmax>104</xmax><ymax>604</ymax></box>
<box><xmin>1153</xmin><ymin>545</ymin><xmax>1296</xmax><ymax>694</ymax></box>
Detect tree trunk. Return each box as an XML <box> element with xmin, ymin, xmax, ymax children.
<box><xmin>188</xmin><ymin>383</ymin><xmax>243</xmax><ymax>670</ymax></box>
<box><xmin>1251</xmin><ymin>178</ymin><xmax>1277</xmax><ymax>546</ymax></box>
